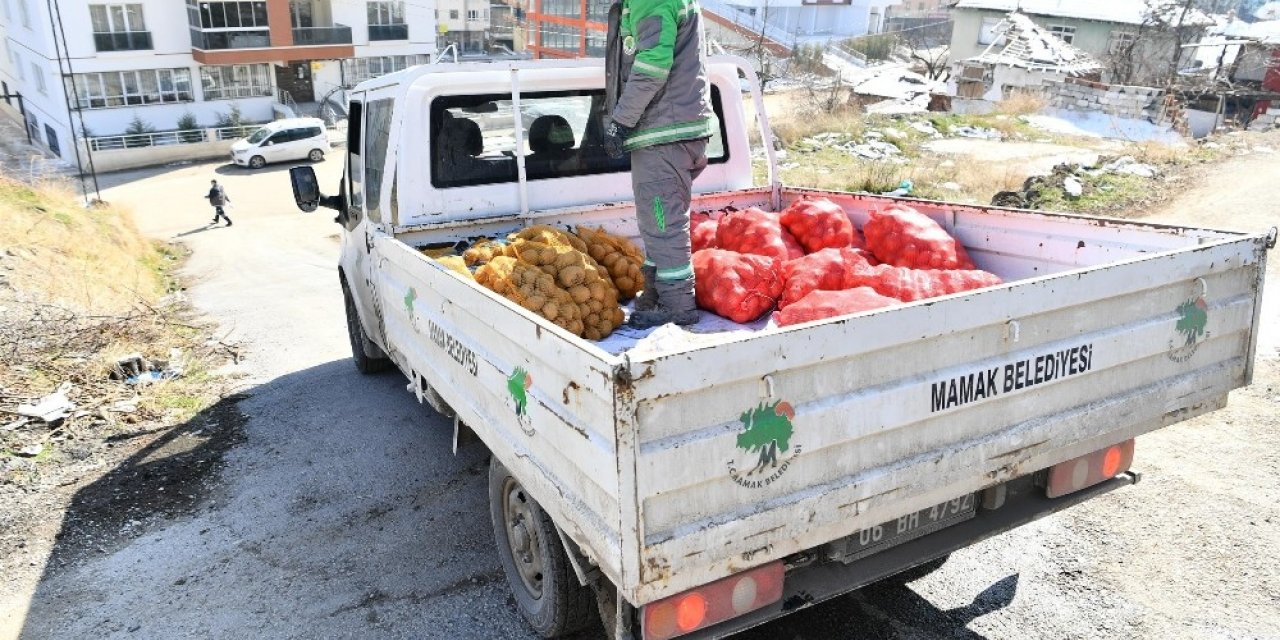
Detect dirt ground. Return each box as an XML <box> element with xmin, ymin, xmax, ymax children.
<box><xmin>2</xmin><ymin>140</ymin><xmax>1278</xmax><ymax>639</ymax></box>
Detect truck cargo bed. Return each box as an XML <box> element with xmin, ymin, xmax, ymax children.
<box><xmin>379</xmin><ymin>187</ymin><xmax>1267</xmax><ymax>605</ymax></box>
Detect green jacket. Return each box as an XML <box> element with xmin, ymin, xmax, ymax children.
<box><xmin>605</xmin><ymin>0</ymin><xmax>714</xmax><ymax>151</ymax></box>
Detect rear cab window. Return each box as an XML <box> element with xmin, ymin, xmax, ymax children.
<box><xmin>431</xmin><ymin>87</ymin><xmax>728</xmax><ymax>188</ymax></box>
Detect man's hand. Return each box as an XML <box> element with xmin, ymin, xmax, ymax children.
<box><xmin>603</xmin><ymin>120</ymin><xmax>633</xmax><ymax>159</ymax></box>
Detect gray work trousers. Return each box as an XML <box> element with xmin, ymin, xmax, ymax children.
<box><xmin>631</xmin><ymin>138</ymin><xmax>708</xmax><ymax>312</ymax></box>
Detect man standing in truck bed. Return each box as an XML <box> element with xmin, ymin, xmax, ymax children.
<box><xmin>603</xmin><ymin>0</ymin><xmax>713</xmax><ymax>328</ymax></box>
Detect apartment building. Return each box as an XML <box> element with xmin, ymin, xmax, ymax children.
<box><xmin>436</xmin><ymin>0</ymin><xmax>492</xmax><ymax>52</ymax></box>
<box><xmin>0</xmin><ymin>0</ymin><xmax>437</xmax><ymax>161</ymax></box>
<box><xmin>525</xmin><ymin>0</ymin><xmax>607</xmax><ymax>59</ymax></box>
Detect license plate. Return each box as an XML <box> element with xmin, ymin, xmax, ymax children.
<box><xmin>836</xmin><ymin>493</ymin><xmax>977</xmax><ymax>563</ymax></box>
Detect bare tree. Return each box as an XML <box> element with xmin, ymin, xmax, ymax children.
<box><xmin>900</xmin><ymin>29</ymin><xmax>951</xmax><ymax>81</ymax></box>
<box><xmin>1105</xmin><ymin>0</ymin><xmax>1209</xmax><ymax>86</ymax></box>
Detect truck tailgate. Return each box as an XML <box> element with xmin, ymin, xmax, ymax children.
<box><xmin>623</xmin><ymin>192</ymin><xmax>1268</xmax><ymax>603</ymax></box>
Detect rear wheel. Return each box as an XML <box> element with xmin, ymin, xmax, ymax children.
<box><xmin>248</xmin><ymin>155</ymin><xmax>266</xmax><ymax>169</ymax></box>
<box><xmin>342</xmin><ymin>279</ymin><xmax>390</xmax><ymax>374</ymax></box>
<box><xmin>308</xmin><ymin>148</ymin><xmax>324</xmax><ymax>162</ymax></box>
<box><xmin>489</xmin><ymin>458</ymin><xmax>597</xmax><ymax>638</ymax></box>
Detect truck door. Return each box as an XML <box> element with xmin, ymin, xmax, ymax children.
<box><xmin>338</xmin><ymin>94</ymin><xmax>385</xmax><ymax>346</ymax></box>
<box><xmin>340</xmin><ymin>93</ymin><xmax>398</xmax><ymax>349</ymax></box>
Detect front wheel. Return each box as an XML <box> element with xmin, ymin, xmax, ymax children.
<box><xmin>489</xmin><ymin>458</ymin><xmax>597</xmax><ymax>638</ymax></box>
<box><xmin>248</xmin><ymin>155</ymin><xmax>266</xmax><ymax>169</ymax></box>
<box><xmin>308</xmin><ymin>149</ymin><xmax>324</xmax><ymax>162</ymax></box>
<box><xmin>342</xmin><ymin>279</ymin><xmax>390</xmax><ymax>374</ymax></box>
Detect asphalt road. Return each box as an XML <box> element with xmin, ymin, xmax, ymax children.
<box><xmin>6</xmin><ymin>148</ymin><xmax>1279</xmax><ymax>640</ymax></box>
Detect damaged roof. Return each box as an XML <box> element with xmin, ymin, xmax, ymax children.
<box><xmin>968</xmin><ymin>12</ymin><xmax>1104</xmax><ymax>73</ymax></box>
<box><xmin>953</xmin><ymin>0</ymin><xmax>1215</xmax><ymax>27</ymax></box>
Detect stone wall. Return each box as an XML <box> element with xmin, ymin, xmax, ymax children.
<box><xmin>1044</xmin><ymin>77</ymin><xmax>1165</xmax><ymax>121</ymax></box>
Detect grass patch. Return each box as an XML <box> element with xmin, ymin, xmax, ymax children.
<box><xmin>1025</xmin><ymin>172</ymin><xmax>1154</xmax><ymax>213</ymax></box>
<box><xmin>1</xmin><ymin>172</ymin><xmax>229</xmax><ymax>477</ymax></box>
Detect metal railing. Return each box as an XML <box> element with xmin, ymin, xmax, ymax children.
<box><xmin>368</xmin><ymin>24</ymin><xmax>408</xmax><ymax>40</ymax></box>
<box><xmin>827</xmin><ymin>42</ymin><xmax>868</xmax><ymax>68</ymax></box>
<box><xmin>189</xmin><ymin>27</ymin><xmax>271</xmax><ymax>50</ymax></box>
<box><xmin>276</xmin><ymin>89</ymin><xmax>298</xmax><ymax>117</ymax></box>
<box><xmin>93</xmin><ymin>31</ymin><xmax>152</xmax><ymax>52</ymax></box>
<box><xmin>292</xmin><ymin>24</ymin><xmax>353</xmax><ymax>45</ymax></box>
<box><xmin>84</xmin><ymin>125</ymin><xmax>260</xmax><ymax>151</ymax></box>
<box><xmin>698</xmin><ymin>0</ymin><xmax>795</xmax><ymax>50</ymax></box>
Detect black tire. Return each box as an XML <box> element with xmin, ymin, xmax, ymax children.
<box><xmin>489</xmin><ymin>458</ymin><xmax>597</xmax><ymax>638</ymax></box>
<box><xmin>308</xmin><ymin>149</ymin><xmax>324</xmax><ymax>162</ymax></box>
<box><xmin>248</xmin><ymin>155</ymin><xmax>266</xmax><ymax>169</ymax></box>
<box><xmin>885</xmin><ymin>554</ymin><xmax>950</xmax><ymax>584</ymax></box>
<box><xmin>342</xmin><ymin>279</ymin><xmax>391</xmax><ymax>374</ymax></box>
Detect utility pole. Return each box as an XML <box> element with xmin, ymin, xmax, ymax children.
<box><xmin>44</xmin><ymin>0</ymin><xmax>101</xmax><ymax>204</ymax></box>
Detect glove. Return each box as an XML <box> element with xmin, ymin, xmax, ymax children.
<box><xmin>603</xmin><ymin>120</ymin><xmax>633</xmax><ymax>159</ymax></box>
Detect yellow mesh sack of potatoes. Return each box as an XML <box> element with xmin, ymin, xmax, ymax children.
<box><xmin>574</xmin><ymin>226</ymin><xmax>646</xmax><ymax>301</ymax></box>
<box><xmin>434</xmin><ymin>255</ymin><xmax>473</xmax><ymax>279</ymax></box>
<box><xmin>506</xmin><ymin>239</ymin><xmax>623</xmax><ymax>340</ymax></box>
<box><xmin>463</xmin><ymin>238</ymin><xmax>506</xmax><ymax>266</ymax></box>
<box><xmin>475</xmin><ymin>257</ymin><xmax>585</xmax><ymax>336</ymax></box>
<box><xmin>509</xmin><ymin>225</ymin><xmax>589</xmax><ymax>254</ymax></box>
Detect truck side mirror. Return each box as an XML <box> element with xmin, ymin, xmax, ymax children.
<box><xmin>290</xmin><ymin>166</ymin><xmax>321</xmax><ymax>212</ymax></box>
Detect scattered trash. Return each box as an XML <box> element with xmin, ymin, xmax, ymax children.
<box><xmin>849</xmin><ymin>141</ymin><xmax>902</xmax><ymax>161</ymax></box>
<box><xmin>939</xmin><ymin>182</ymin><xmax>962</xmax><ymax>191</ymax></box>
<box><xmin>1063</xmin><ymin>177</ymin><xmax>1084</xmax><ymax>198</ymax></box>
<box><xmin>864</xmin><ymin>131</ymin><xmax>884</xmax><ymax>140</ymax></box>
<box><xmin>882</xmin><ymin>128</ymin><xmax>906</xmax><ymax>139</ymax></box>
<box><xmin>2</xmin><ymin>418</ymin><xmax>29</xmax><ymax>432</ymax></box>
<box><xmin>15</xmin><ymin>443</ymin><xmax>44</xmax><ymax>457</ymax></box>
<box><xmin>910</xmin><ymin>121</ymin><xmax>941</xmax><ymax>137</ymax></box>
<box><xmin>949</xmin><ymin>125</ymin><xmax>1003</xmax><ymax>140</ymax></box>
<box><xmin>110</xmin><ymin>350</ymin><xmax>184</xmax><ymax>385</ymax></box>
<box><xmin>1088</xmin><ymin>155</ymin><xmax>1159</xmax><ymax>179</ymax></box>
<box><xmin>881</xmin><ymin>180</ymin><xmax>915</xmax><ymax>197</ymax></box>
<box><xmin>16</xmin><ymin>383</ymin><xmax>75</xmax><ymax>423</ymax></box>
<box><xmin>109</xmin><ymin>400</ymin><xmax>138</xmax><ymax>414</ymax></box>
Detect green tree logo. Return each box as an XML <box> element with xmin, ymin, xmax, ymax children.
<box><xmin>1176</xmin><ymin>297</ymin><xmax>1208</xmax><ymax>346</ymax></box>
<box><xmin>508</xmin><ymin>367</ymin><xmax>532</xmax><ymax>417</ymax></box>
<box><xmin>404</xmin><ymin>287</ymin><xmax>417</xmax><ymax>315</ymax></box>
<box><xmin>736</xmin><ymin>401</ymin><xmax>796</xmax><ymax>476</ymax></box>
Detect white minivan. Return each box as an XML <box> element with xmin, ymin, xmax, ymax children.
<box><xmin>230</xmin><ymin>117</ymin><xmax>330</xmax><ymax>169</ymax></box>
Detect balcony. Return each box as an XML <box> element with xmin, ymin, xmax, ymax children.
<box><xmin>189</xmin><ymin>28</ymin><xmax>271</xmax><ymax>50</ymax></box>
<box><xmin>368</xmin><ymin>24</ymin><xmax>408</xmax><ymax>41</ymax></box>
<box><xmin>292</xmin><ymin>24</ymin><xmax>353</xmax><ymax>46</ymax></box>
<box><xmin>93</xmin><ymin>31</ymin><xmax>153</xmax><ymax>52</ymax></box>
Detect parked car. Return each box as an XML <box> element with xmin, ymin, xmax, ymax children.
<box><xmin>231</xmin><ymin>118</ymin><xmax>330</xmax><ymax>169</ymax></box>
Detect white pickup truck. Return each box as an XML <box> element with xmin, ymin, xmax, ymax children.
<box><xmin>287</xmin><ymin>57</ymin><xmax>1274</xmax><ymax>640</ymax></box>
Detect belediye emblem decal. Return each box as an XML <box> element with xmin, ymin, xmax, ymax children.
<box><xmin>728</xmin><ymin>401</ymin><xmax>802</xmax><ymax>489</ymax></box>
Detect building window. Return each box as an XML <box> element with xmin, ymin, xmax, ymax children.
<box><xmin>341</xmin><ymin>54</ymin><xmax>429</xmax><ymax>85</ymax></box>
<box><xmin>977</xmin><ymin>16</ymin><xmax>1002</xmax><ymax>45</ymax></box>
<box><xmin>14</xmin><ymin>51</ymin><xmax>24</xmax><ymax>79</ymax></box>
<box><xmin>449</xmin><ymin>9</ymin><xmax>458</xmax><ymax>19</ymax></box>
<box><xmin>91</xmin><ymin>4</ymin><xmax>153</xmax><ymax>51</ymax></box>
<box><xmin>586</xmin><ymin>0</ymin><xmax>608</xmax><ymax>23</ymax></box>
<box><xmin>1109</xmin><ymin>30</ymin><xmax>1137</xmax><ymax>54</ymax></box>
<box><xmin>540</xmin><ymin>23</ymin><xmax>582</xmax><ymax>53</ymax></box>
<box><xmin>467</xmin><ymin>9</ymin><xmax>478</xmax><ymax>19</ymax></box>
<box><xmin>367</xmin><ymin>1</ymin><xmax>404</xmax><ymax>24</ymax></box>
<box><xmin>69</xmin><ymin>68</ymin><xmax>194</xmax><ymax>109</ymax></box>
<box><xmin>541</xmin><ymin>0</ymin><xmax>580</xmax><ymax>18</ymax></box>
<box><xmin>1048</xmin><ymin>25</ymin><xmax>1076</xmax><ymax>44</ymax></box>
<box><xmin>200</xmin><ymin>64</ymin><xmax>273</xmax><ymax>100</ymax></box>
<box><xmin>32</xmin><ymin>63</ymin><xmax>45</xmax><ymax>94</ymax></box>
<box><xmin>190</xmin><ymin>1</ymin><xmax>269</xmax><ymax>28</ymax></box>
<box><xmin>26</xmin><ymin>111</ymin><xmax>38</xmax><ymax>143</ymax></box>
<box><xmin>44</xmin><ymin>124</ymin><xmax>59</xmax><ymax>156</ymax></box>
<box><xmin>18</xmin><ymin>0</ymin><xmax>30</xmax><ymax>27</ymax></box>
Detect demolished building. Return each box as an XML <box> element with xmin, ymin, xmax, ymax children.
<box><xmin>953</xmin><ymin>12</ymin><xmax>1103</xmax><ymax>101</ymax></box>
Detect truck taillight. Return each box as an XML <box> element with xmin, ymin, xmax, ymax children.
<box><xmin>1046</xmin><ymin>439</ymin><xmax>1135</xmax><ymax>498</ymax></box>
<box><xmin>642</xmin><ymin>561</ymin><xmax>784</xmax><ymax>640</ymax></box>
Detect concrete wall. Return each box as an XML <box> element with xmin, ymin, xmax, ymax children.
<box><xmin>1043</xmin><ymin>77</ymin><xmax>1164</xmax><ymax>121</ymax></box>
<box><xmin>82</xmin><ymin>129</ymin><xmax>237</xmax><ymax>173</ymax></box>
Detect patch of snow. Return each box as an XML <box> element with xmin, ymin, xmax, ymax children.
<box><xmin>949</xmin><ymin>125</ymin><xmax>1003</xmax><ymax>140</ymax></box>
<box><xmin>1063</xmin><ymin>176</ymin><xmax>1084</xmax><ymax>198</ymax></box>
<box><xmin>1025</xmin><ymin>108</ymin><xmax>1185</xmax><ymax>145</ymax></box>
<box><xmin>910</xmin><ymin>121</ymin><xmax>941</xmax><ymax>137</ymax></box>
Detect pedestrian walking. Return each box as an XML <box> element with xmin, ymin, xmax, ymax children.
<box><xmin>206</xmin><ymin>179</ymin><xmax>233</xmax><ymax>226</ymax></box>
<box><xmin>603</xmin><ymin>0</ymin><xmax>713</xmax><ymax>327</ymax></box>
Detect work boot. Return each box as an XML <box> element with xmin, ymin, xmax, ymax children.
<box><xmin>628</xmin><ymin>285</ymin><xmax>698</xmax><ymax>328</ymax></box>
<box><xmin>634</xmin><ymin>265</ymin><xmax>659</xmax><ymax>312</ymax></box>
<box><xmin>628</xmin><ymin>304</ymin><xmax>699</xmax><ymax>328</ymax></box>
